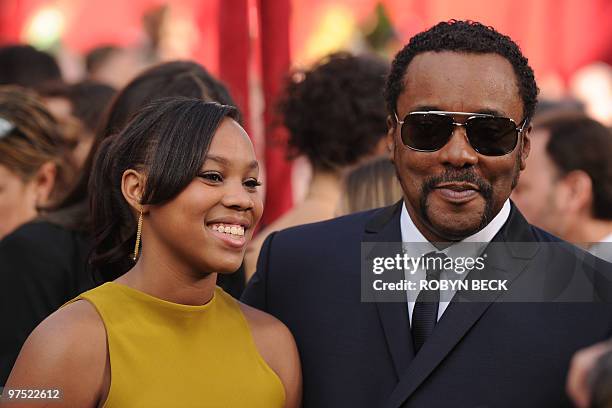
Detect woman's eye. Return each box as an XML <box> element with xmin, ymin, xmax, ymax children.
<box><xmin>199</xmin><ymin>172</ymin><xmax>223</xmax><ymax>183</ymax></box>
<box><xmin>244</xmin><ymin>179</ymin><xmax>262</xmax><ymax>189</ymax></box>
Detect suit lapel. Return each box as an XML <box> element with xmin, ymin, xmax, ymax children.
<box><xmin>363</xmin><ymin>201</ymin><xmax>415</xmax><ymax>378</ymax></box>
<box><xmin>384</xmin><ymin>204</ymin><xmax>540</xmax><ymax>408</ymax></box>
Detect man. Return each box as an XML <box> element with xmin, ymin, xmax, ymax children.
<box><xmin>242</xmin><ymin>21</ymin><xmax>612</xmax><ymax>407</ymax></box>
<box><xmin>512</xmin><ymin>114</ymin><xmax>612</xmax><ymax>262</ymax></box>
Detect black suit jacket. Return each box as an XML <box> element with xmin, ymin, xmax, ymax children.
<box><xmin>242</xmin><ymin>201</ymin><xmax>612</xmax><ymax>408</ymax></box>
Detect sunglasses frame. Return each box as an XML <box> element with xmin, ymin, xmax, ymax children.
<box><xmin>393</xmin><ymin>110</ymin><xmax>529</xmax><ymax>156</ymax></box>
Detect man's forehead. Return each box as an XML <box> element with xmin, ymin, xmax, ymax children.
<box><xmin>403</xmin><ymin>51</ymin><xmax>517</xmax><ymax>85</ymax></box>
<box><xmin>398</xmin><ymin>51</ymin><xmax>522</xmax><ymax>119</ymax></box>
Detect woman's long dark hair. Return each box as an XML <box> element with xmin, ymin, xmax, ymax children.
<box><xmin>47</xmin><ymin>61</ymin><xmax>238</xmax><ymax>230</ymax></box>
<box><xmin>89</xmin><ymin>97</ymin><xmax>238</xmax><ymax>281</ymax></box>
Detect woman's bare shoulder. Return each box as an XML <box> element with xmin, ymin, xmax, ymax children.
<box><xmin>2</xmin><ymin>300</ymin><xmax>108</xmax><ymax>408</ymax></box>
<box><xmin>238</xmin><ymin>302</ymin><xmax>293</xmax><ymax>338</ymax></box>
<box><xmin>238</xmin><ymin>302</ymin><xmax>302</xmax><ymax>408</ymax></box>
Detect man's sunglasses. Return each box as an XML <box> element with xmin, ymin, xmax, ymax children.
<box><xmin>394</xmin><ymin>111</ymin><xmax>528</xmax><ymax>156</ymax></box>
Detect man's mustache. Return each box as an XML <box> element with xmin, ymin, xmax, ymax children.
<box><xmin>422</xmin><ymin>169</ymin><xmax>493</xmax><ymax>199</ymax></box>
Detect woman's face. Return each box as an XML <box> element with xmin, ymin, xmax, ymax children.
<box><xmin>0</xmin><ymin>164</ymin><xmax>37</xmax><ymax>240</ymax></box>
<box><xmin>145</xmin><ymin>118</ymin><xmax>264</xmax><ymax>275</ymax></box>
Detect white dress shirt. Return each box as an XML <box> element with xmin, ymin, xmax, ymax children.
<box><xmin>589</xmin><ymin>232</ymin><xmax>612</xmax><ymax>263</ymax></box>
<box><xmin>400</xmin><ymin>199</ymin><xmax>511</xmax><ymax>324</ymax></box>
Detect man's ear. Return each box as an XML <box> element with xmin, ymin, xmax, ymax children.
<box><xmin>386</xmin><ymin>115</ymin><xmax>396</xmax><ymax>162</ymax></box>
<box><xmin>121</xmin><ymin>169</ymin><xmax>147</xmax><ymax>213</ymax></box>
<box><xmin>34</xmin><ymin>161</ymin><xmax>57</xmax><ymax>206</ymax></box>
<box><xmin>519</xmin><ymin>125</ymin><xmax>532</xmax><ymax>171</ymax></box>
<box><xmin>563</xmin><ymin>170</ymin><xmax>593</xmax><ymax>214</ymax></box>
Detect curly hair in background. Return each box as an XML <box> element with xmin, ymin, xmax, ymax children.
<box><xmin>278</xmin><ymin>52</ymin><xmax>390</xmax><ymax>172</ymax></box>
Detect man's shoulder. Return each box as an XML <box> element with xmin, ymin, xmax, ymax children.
<box><xmin>260</xmin><ymin>207</ymin><xmax>391</xmax><ymax>260</ymax></box>
<box><xmin>528</xmin><ymin>224</ymin><xmax>563</xmax><ymax>243</ymax></box>
<box><xmin>502</xmin><ymin>212</ymin><xmax>612</xmax><ymax>272</ymax></box>
<box><xmin>272</xmin><ymin>207</ymin><xmax>384</xmax><ymax>240</ymax></box>
<box><xmin>528</xmin><ymin>224</ymin><xmax>612</xmax><ymax>277</ymax></box>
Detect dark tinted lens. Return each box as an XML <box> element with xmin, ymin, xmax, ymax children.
<box><xmin>401</xmin><ymin>113</ymin><xmax>453</xmax><ymax>151</ymax></box>
<box><xmin>466</xmin><ymin>116</ymin><xmax>518</xmax><ymax>156</ymax></box>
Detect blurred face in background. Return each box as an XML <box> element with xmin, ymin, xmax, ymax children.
<box><xmin>511</xmin><ymin>129</ymin><xmax>567</xmax><ymax>236</ymax></box>
<box><xmin>0</xmin><ymin>164</ymin><xmax>39</xmax><ymax>239</ymax></box>
<box><xmin>90</xmin><ymin>48</ymin><xmax>150</xmax><ymax>89</ymax></box>
<box><xmin>0</xmin><ymin>87</ymin><xmax>64</xmax><ymax>239</ymax></box>
<box><xmin>43</xmin><ymin>96</ymin><xmax>93</xmax><ymax>169</ymax></box>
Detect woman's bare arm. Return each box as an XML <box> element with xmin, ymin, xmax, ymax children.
<box><xmin>0</xmin><ymin>301</ymin><xmax>108</xmax><ymax>408</ymax></box>
<box><xmin>240</xmin><ymin>303</ymin><xmax>302</xmax><ymax>408</ymax></box>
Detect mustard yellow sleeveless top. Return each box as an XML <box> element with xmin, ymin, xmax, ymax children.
<box><xmin>67</xmin><ymin>282</ymin><xmax>285</xmax><ymax>408</ymax></box>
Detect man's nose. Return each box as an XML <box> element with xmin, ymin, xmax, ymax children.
<box><xmin>437</xmin><ymin>125</ymin><xmax>479</xmax><ymax>168</ymax></box>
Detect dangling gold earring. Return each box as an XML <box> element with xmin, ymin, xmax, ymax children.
<box><xmin>133</xmin><ymin>208</ymin><xmax>143</xmax><ymax>261</ymax></box>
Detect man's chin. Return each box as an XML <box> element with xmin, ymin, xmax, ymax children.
<box><xmin>428</xmin><ymin>220</ymin><xmax>484</xmax><ymax>242</ymax></box>
<box><xmin>425</xmin><ymin>207</ymin><xmax>487</xmax><ymax>241</ymax></box>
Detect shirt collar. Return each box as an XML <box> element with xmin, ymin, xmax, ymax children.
<box><xmin>599</xmin><ymin>232</ymin><xmax>612</xmax><ymax>243</ymax></box>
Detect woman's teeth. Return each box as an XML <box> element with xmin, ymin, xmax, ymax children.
<box><xmin>211</xmin><ymin>224</ymin><xmax>245</xmax><ymax>236</ymax></box>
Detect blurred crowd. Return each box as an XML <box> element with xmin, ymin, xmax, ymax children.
<box><xmin>0</xmin><ymin>29</ymin><xmax>611</xmax><ymax>407</ymax></box>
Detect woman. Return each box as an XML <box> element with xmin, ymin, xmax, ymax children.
<box><xmin>0</xmin><ymin>61</ymin><xmax>244</xmax><ymax>386</ymax></box>
<box><xmin>0</xmin><ymin>86</ymin><xmax>71</xmax><ymax>240</ymax></box>
<box><xmin>2</xmin><ymin>98</ymin><xmax>301</xmax><ymax>407</ymax></box>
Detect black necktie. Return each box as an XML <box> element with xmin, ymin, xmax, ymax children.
<box><xmin>412</xmin><ymin>251</ymin><xmax>446</xmax><ymax>353</ymax></box>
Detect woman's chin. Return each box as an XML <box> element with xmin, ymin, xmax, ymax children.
<box><xmin>210</xmin><ymin>259</ymin><xmax>244</xmax><ymax>275</ymax></box>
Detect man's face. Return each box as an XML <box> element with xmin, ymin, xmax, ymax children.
<box><xmin>511</xmin><ymin>129</ymin><xmax>566</xmax><ymax>236</ymax></box>
<box><xmin>389</xmin><ymin>51</ymin><xmax>530</xmax><ymax>242</ymax></box>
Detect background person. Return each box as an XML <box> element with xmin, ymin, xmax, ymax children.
<box><xmin>244</xmin><ymin>52</ymin><xmax>390</xmax><ymax>281</ymax></box>
<box><xmin>0</xmin><ymin>45</ymin><xmax>62</xmax><ymax>89</ymax></box>
<box><xmin>84</xmin><ymin>45</ymin><xmax>152</xmax><ymax>88</ymax></box>
<box><xmin>38</xmin><ymin>80</ymin><xmax>116</xmax><ymax>170</ymax></box>
<box><xmin>336</xmin><ymin>155</ymin><xmax>403</xmax><ymax>215</ymax></box>
<box><xmin>512</xmin><ymin>113</ymin><xmax>612</xmax><ymax>261</ymax></box>
<box><xmin>0</xmin><ymin>86</ymin><xmax>71</xmax><ymax>240</ymax></box>
<box><xmin>567</xmin><ymin>341</ymin><xmax>612</xmax><ymax>408</ymax></box>
<box><xmin>590</xmin><ymin>349</ymin><xmax>612</xmax><ymax>408</ymax></box>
